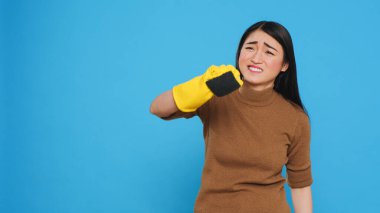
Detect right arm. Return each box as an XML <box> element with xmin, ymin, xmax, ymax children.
<box><xmin>150</xmin><ymin>89</ymin><xmax>178</xmax><ymax>118</ymax></box>
<box><xmin>149</xmin><ymin>65</ymin><xmax>243</xmax><ymax>119</ymax></box>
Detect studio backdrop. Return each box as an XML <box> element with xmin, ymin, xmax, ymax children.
<box><xmin>1</xmin><ymin>0</ymin><xmax>380</xmax><ymax>212</ymax></box>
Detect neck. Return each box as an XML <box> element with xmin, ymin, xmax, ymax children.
<box><xmin>236</xmin><ymin>81</ymin><xmax>277</xmax><ymax>106</ymax></box>
<box><xmin>238</xmin><ymin>81</ymin><xmax>274</xmax><ymax>92</ymax></box>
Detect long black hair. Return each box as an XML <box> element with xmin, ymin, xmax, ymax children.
<box><xmin>235</xmin><ymin>21</ymin><xmax>308</xmax><ymax>116</ymax></box>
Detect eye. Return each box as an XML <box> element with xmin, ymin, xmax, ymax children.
<box><xmin>266</xmin><ymin>51</ymin><xmax>274</xmax><ymax>55</ymax></box>
<box><xmin>245</xmin><ymin>47</ymin><xmax>254</xmax><ymax>51</ymax></box>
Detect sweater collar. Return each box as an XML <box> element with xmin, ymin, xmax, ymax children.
<box><xmin>236</xmin><ymin>82</ymin><xmax>277</xmax><ymax>106</ymax></box>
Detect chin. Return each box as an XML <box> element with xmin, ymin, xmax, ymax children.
<box><xmin>242</xmin><ymin>75</ymin><xmax>260</xmax><ymax>84</ymax></box>
<box><xmin>242</xmin><ymin>76</ymin><xmax>275</xmax><ymax>88</ymax></box>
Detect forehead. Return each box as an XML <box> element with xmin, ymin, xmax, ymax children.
<box><xmin>244</xmin><ymin>30</ymin><xmax>282</xmax><ymax>50</ymax></box>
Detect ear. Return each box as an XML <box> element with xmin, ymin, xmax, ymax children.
<box><xmin>280</xmin><ymin>62</ymin><xmax>289</xmax><ymax>72</ymax></box>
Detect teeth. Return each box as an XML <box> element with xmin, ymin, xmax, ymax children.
<box><xmin>248</xmin><ymin>66</ymin><xmax>263</xmax><ymax>72</ymax></box>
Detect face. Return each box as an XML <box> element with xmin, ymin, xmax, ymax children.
<box><xmin>238</xmin><ymin>29</ymin><xmax>289</xmax><ymax>90</ymax></box>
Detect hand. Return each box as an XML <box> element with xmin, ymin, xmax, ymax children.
<box><xmin>172</xmin><ymin>64</ymin><xmax>243</xmax><ymax>112</ymax></box>
<box><xmin>203</xmin><ymin>64</ymin><xmax>243</xmax><ymax>97</ymax></box>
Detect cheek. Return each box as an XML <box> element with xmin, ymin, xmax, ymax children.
<box><xmin>239</xmin><ymin>52</ymin><xmax>250</xmax><ymax>65</ymax></box>
<box><xmin>267</xmin><ymin>58</ymin><xmax>284</xmax><ymax>70</ymax></box>
<box><xmin>240</xmin><ymin>51</ymin><xmax>248</xmax><ymax>58</ymax></box>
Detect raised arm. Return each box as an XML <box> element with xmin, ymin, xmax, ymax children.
<box><xmin>150</xmin><ymin>89</ymin><xmax>178</xmax><ymax>118</ymax></box>
<box><xmin>150</xmin><ymin>64</ymin><xmax>243</xmax><ymax>118</ymax></box>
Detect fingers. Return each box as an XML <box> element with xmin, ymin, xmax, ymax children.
<box><xmin>204</xmin><ymin>64</ymin><xmax>243</xmax><ymax>97</ymax></box>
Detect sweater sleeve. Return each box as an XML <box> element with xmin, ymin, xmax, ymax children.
<box><xmin>160</xmin><ymin>98</ymin><xmax>211</xmax><ymax>121</ymax></box>
<box><xmin>160</xmin><ymin>110</ymin><xmax>197</xmax><ymax>120</ymax></box>
<box><xmin>286</xmin><ymin>111</ymin><xmax>313</xmax><ymax>188</ymax></box>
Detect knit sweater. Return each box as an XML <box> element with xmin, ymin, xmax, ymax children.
<box><xmin>162</xmin><ymin>83</ymin><xmax>313</xmax><ymax>213</ymax></box>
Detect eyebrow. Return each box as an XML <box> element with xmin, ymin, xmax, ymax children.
<box><xmin>245</xmin><ymin>41</ymin><xmax>278</xmax><ymax>52</ymax></box>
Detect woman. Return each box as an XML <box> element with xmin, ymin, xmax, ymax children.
<box><xmin>150</xmin><ymin>21</ymin><xmax>313</xmax><ymax>213</ymax></box>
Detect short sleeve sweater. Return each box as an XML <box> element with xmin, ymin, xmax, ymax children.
<box><xmin>162</xmin><ymin>83</ymin><xmax>313</xmax><ymax>213</ymax></box>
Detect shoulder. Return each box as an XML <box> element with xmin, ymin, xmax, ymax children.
<box><xmin>274</xmin><ymin>92</ymin><xmax>310</xmax><ymax>129</ymax></box>
<box><xmin>284</xmin><ymin>100</ymin><xmax>310</xmax><ymax>141</ymax></box>
<box><xmin>275</xmin><ymin>92</ymin><xmax>307</xmax><ymax>116</ymax></box>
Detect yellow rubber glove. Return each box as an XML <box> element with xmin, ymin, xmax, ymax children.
<box><xmin>172</xmin><ymin>64</ymin><xmax>243</xmax><ymax>112</ymax></box>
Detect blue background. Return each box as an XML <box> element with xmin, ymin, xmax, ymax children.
<box><xmin>1</xmin><ymin>0</ymin><xmax>380</xmax><ymax>212</ymax></box>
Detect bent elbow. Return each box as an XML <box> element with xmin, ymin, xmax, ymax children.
<box><xmin>149</xmin><ymin>102</ymin><xmax>157</xmax><ymax>116</ymax></box>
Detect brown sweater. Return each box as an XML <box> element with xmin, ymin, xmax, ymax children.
<box><xmin>162</xmin><ymin>83</ymin><xmax>313</xmax><ymax>213</ymax></box>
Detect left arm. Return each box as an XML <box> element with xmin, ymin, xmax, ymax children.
<box><xmin>287</xmin><ymin>111</ymin><xmax>313</xmax><ymax>213</ymax></box>
<box><xmin>290</xmin><ymin>186</ymin><xmax>313</xmax><ymax>213</ymax></box>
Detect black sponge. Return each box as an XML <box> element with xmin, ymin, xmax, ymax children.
<box><xmin>206</xmin><ymin>71</ymin><xmax>241</xmax><ymax>97</ymax></box>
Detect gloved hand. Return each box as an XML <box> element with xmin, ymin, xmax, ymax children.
<box><xmin>172</xmin><ymin>64</ymin><xmax>243</xmax><ymax>112</ymax></box>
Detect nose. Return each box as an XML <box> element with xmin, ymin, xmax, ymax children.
<box><xmin>250</xmin><ymin>50</ymin><xmax>263</xmax><ymax>63</ymax></box>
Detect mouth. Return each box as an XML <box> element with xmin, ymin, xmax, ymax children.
<box><xmin>248</xmin><ymin>65</ymin><xmax>263</xmax><ymax>73</ymax></box>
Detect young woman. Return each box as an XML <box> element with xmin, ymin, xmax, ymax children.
<box><xmin>150</xmin><ymin>21</ymin><xmax>313</xmax><ymax>213</ymax></box>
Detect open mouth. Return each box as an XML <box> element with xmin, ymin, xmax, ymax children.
<box><xmin>248</xmin><ymin>66</ymin><xmax>263</xmax><ymax>73</ymax></box>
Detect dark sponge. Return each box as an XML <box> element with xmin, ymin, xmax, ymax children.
<box><xmin>206</xmin><ymin>71</ymin><xmax>241</xmax><ymax>97</ymax></box>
